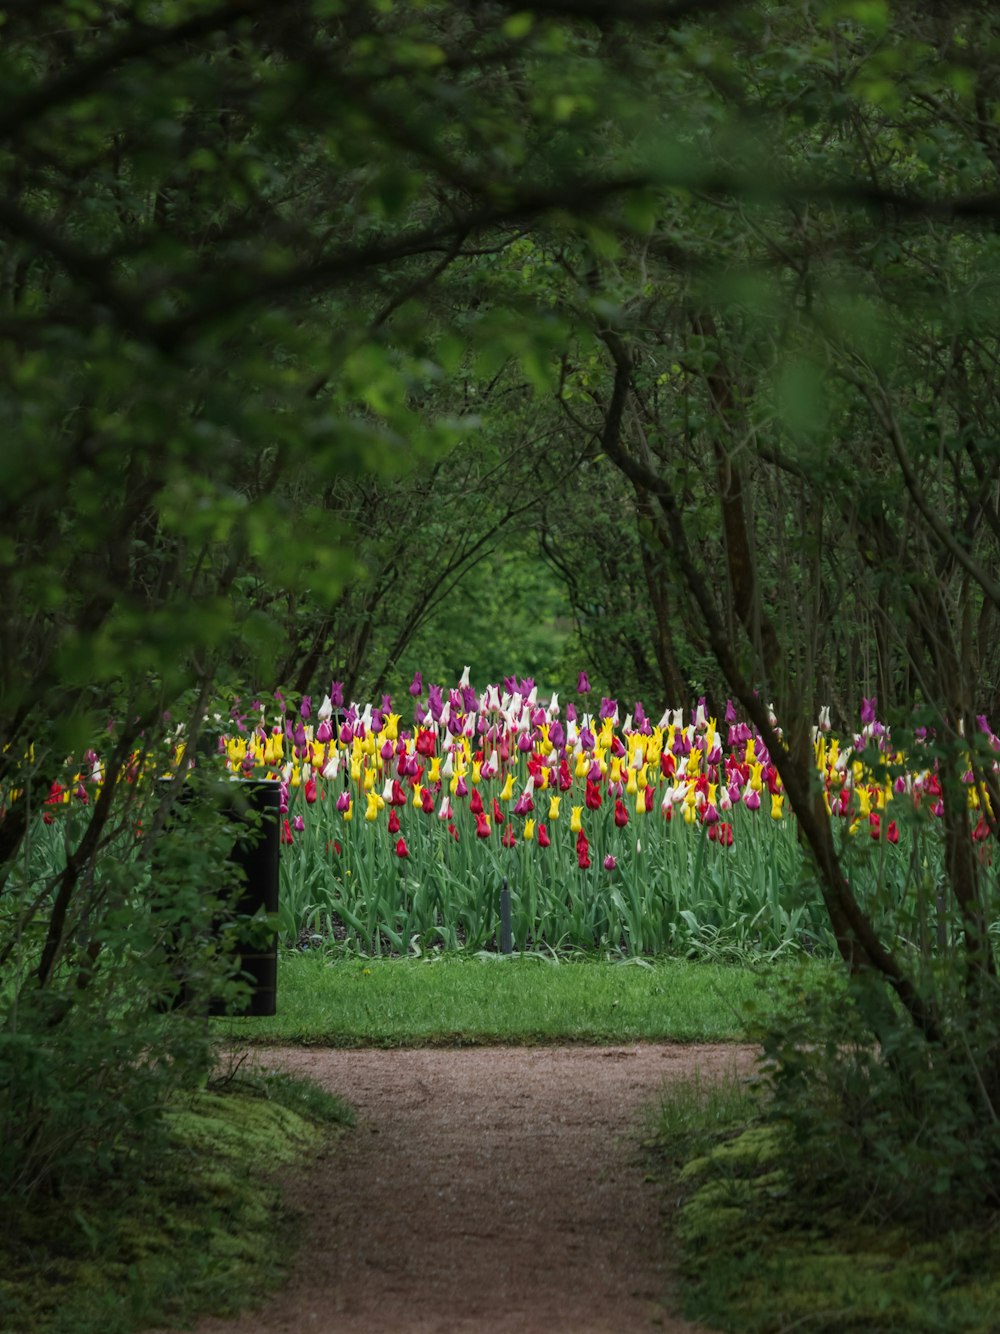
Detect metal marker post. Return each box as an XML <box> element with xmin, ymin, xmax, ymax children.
<box><xmin>499</xmin><ymin>877</ymin><xmax>513</xmax><ymax>955</ymax></box>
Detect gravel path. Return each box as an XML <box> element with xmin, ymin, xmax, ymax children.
<box><xmin>158</xmin><ymin>1043</ymin><xmax>757</xmax><ymax>1334</ymax></box>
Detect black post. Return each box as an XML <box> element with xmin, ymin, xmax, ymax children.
<box><xmin>159</xmin><ymin>777</ymin><xmax>280</xmax><ymax>1017</ymax></box>
<box><xmin>214</xmin><ymin>779</ymin><xmax>281</xmax><ymax>1016</ymax></box>
<box><xmin>499</xmin><ymin>877</ymin><xmax>513</xmax><ymax>956</ymax></box>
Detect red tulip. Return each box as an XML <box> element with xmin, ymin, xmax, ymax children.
<box><xmin>395</xmin><ymin>837</ymin><xmax>410</xmax><ymax>858</ymax></box>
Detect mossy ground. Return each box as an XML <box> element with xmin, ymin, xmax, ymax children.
<box><xmin>0</xmin><ymin>1073</ymin><xmax>353</xmax><ymax>1334</ymax></box>
<box><xmin>674</xmin><ymin>1123</ymin><xmax>1000</xmax><ymax>1333</ymax></box>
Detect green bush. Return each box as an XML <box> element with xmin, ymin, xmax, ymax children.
<box><xmin>757</xmin><ymin>963</ymin><xmax>1000</xmax><ymax>1229</ymax></box>
<box><xmin>0</xmin><ymin>779</ymin><xmax>262</xmax><ymax>1203</ymax></box>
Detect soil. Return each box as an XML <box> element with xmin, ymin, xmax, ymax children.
<box><xmin>157</xmin><ymin>1043</ymin><xmax>758</xmax><ymax>1334</ymax></box>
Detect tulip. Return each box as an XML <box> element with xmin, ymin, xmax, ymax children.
<box><xmin>281</xmin><ymin>819</ymin><xmax>293</xmax><ymax>845</ymax></box>
<box><xmin>548</xmin><ymin>795</ymin><xmax>561</xmax><ymax>820</ymax></box>
<box><xmin>523</xmin><ymin>818</ymin><xmax>535</xmax><ymax>841</ymax></box>
<box><xmin>613</xmin><ymin>798</ymin><xmax>629</xmax><ymax>828</ymax></box>
<box><xmin>408</xmin><ymin>672</ymin><xmax>423</xmax><ymax>696</ymax></box>
<box><xmin>770</xmin><ymin>792</ymin><xmax>784</xmax><ymax>820</ymax></box>
<box><xmin>537</xmin><ymin>823</ymin><xmax>551</xmax><ymax>847</ymax></box>
<box><xmin>570</xmin><ymin>805</ymin><xmax>583</xmax><ymax>833</ymax></box>
<box><xmin>576</xmin><ymin>671</ymin><xmax>591</xmax><ymax>693</ymax></box>
<box><xmin>475</xmin><ymin>812</ymin><xmax>491</xmax><ymax>839</ymax></box>
<box><xmin>388</xmin><ymin>808</ymin><xmax>400</xmax><ymax>834</ymax></box>
<box><xmin>395</xmin><ymin>837</ymin><xmax>410</xmax><ymax>858</ymax></box>
<box><xmin>603</xmin><ymin>854</ymin><xmax>617</xmax><ymax>871</ymax></box>
<box><xmin>576</xmin><ymin>829</ymin><xmax>591</xmax><ymax>869</ymax></box>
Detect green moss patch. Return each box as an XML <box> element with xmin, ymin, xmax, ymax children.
<box><xmin>0</xmin><ymin>1075</ymin><xmax>352</xmax><ymax>1334</ymax></box>
<box><xmin>676</xmin><ymin>1126</ymin><xmax>1000</xmax><ymax>1333</ymax></box>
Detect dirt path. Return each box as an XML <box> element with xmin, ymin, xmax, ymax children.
<box><xmin>165</xmin><ymin>1043</ymin><xmax>757</xmax><ymax>1334</ymax></box>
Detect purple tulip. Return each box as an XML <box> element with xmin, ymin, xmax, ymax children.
<box><xmin>408</xmin><ymin>672</ymin><xmax>423</xmax><ymax>697</ymax></box>
<box><xmin>576</xmin><ymin>671</ymin><xmax>591</xmax><ymax>694</ymax></box>
<box><xmin>860</xmin><ymin>696</ymin><xmax>877</xmax><ymax>726</ymax></box>
<box><xmin>300</xmin><ymin>696</ymin><xmax>312</xmax><ymax>720</ymax></box>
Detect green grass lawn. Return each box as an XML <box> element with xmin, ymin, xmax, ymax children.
<box><xmin>216</xmin><ymin>949</ymin><xmax>801</xmax><ymax>1045</ymax></box>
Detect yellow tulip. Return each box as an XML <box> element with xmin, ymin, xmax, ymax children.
<box><xmin>570</xmin><ymin>805</ymin><xmax>583</xmax><ymax>833</ymax></box>
<box><xmin>770</xmin><ymin>792</ymin><xmax>784</xmax><ymax>820</ymax></box>
<box><xmin>341</xmin><ymin>799</ymin><xmax>353</xmax><ymax>821</ymax></box>
<box><xmin>385</xmin><ymin>713</ymin><xmax>400</xmax><ymax>740</ymax></box>
<box><xmin>523</xmin><ymin>819</ymin><xmax>535</xmax><ymax>842</ymax></box>
<box><xmin>548</xmin><ymin>795</ymin><xmax>561</xmax><ymax>820</ymax></box>
<box><xmin>365</xmin><ymin>793</ymin><xmax>379</xmax><ymax>821</ymax></box>
<box><xmin>472</xmin><ymin>762</ymin><xmax>482</xmax><ymax>784</ymax></box>
<box><xmin>412</xmin><ymin>783</ymin><xmax>424</xmax><ymax>809</ymax></box>
<box><xmin>500</xmin><ymin>772</ymin><xmax>514</xmax><ymax>801</ymax></box>
<box><xmin>429</xmin><ymin>756</ymin><xmax>442</xmax><ymax>783</ymax></box>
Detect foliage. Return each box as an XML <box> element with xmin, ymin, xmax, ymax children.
<box><xmin>0</xmin><ymin>1069</ymin><xmax>351</xmax><ymax>1334</ymax></box>
<box><xmin>756</xmin><ymin>963</ymin><xmax>1000</xmax><ymax>1228</ymax></box>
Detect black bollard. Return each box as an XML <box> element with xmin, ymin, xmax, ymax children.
<box><xmin>214</xmin><ymin>778</ymin><xmax>281</xmax><ymax>1016</ymax></box>
<box><xmin>159</xmin><ymin>777</ymin><xmax>280</xmax><ymax>1017</ymax></box>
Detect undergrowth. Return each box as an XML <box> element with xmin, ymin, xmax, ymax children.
<box><xmin>0</xmin><ymin>1067</ymin><xmax>353</xmax><ymax>1334</ymax></box>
